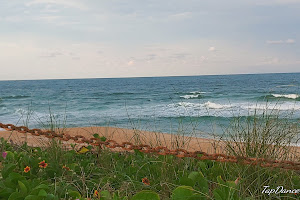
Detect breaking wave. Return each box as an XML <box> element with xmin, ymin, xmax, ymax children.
<box><xmin>272</xmin><ymin>94</ymin><xmax>300</xmax><ymax>100</ymax></box>
<box><xmin>180</xmin><ymin>91</ymin><xmax>207</xmax><ymax>99</ymax></box>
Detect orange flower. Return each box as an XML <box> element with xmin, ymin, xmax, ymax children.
<box><xmin>62</xmin><ymin>165</ymin><xmax>70</xmax><ymax>171</ymax></box>
<box><xmin>39</xmin><ymin>160</ymin><xmax>48</xmax><ymax>168</ymax></box>
<box><xmin>94</xmin><ymin>190</ymin><xmax>100</xmax><ymax>198</ymax></box>
<box><xmin>24</xmin><ymin>166</ymin><xmax>30</xmax><ymax>173</ymax></box>
<box><xmin>142</xmin><ymin>177</ymin><xmax>150</xmax><ymax>185</ymax></box>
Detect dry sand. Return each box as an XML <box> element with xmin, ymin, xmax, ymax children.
<box><xmin>1</xmin><ymin>127</ymin><xmax>299</xmax><ymax>158</ymax></box>
<box><xmin>0</xmin><ymin>126</ymin><xmax>224</xmax><ymax>153</ymax></box>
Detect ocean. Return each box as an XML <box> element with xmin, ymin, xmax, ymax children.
<box><xmin>0</xmin><ymin>73</ymin><xmax>300</xmax><ymax>137</ymax></box>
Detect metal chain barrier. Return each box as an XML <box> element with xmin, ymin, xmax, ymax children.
<box><xmin>0</xmin><ymin>122</ymin><xmax>300</xmax><ymax>171</ymax></box>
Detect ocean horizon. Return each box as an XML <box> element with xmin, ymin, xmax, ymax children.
<box><xmin>1</xmin><ymin>72</ymin><xmax>300</xmax><ymax>137</ymax></box>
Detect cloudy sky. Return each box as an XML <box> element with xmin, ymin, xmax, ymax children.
<box><xmin>0</xmin><ymin>0</ymin><xmax>299</xmax><ymax>80</ymax></box>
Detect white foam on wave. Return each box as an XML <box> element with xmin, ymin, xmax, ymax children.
<box><xmin>204</xmin><ymin>101</ymin><xmax>232</xmax><ymax>109</ymax></box>
<box><xmin>171</xmin><ymin>101</ymin><xmax>232</xmax><ymax>109</ymax></box>
<box><xmin>241</xmin><ymin>102</ymin><xmax>300</xmax><ymax>111</ymax></box>
<box><xmin>180</xmin><ymin>91</ymin><xmax>208</xmax><ymax>99</ymax></box>
<box><xmin>180</xmin><ymin>94</ymin><xmax>200</xmax><ymax>99</ymax></box>
<box><xmin>173</xmin><ymin>102</ymin><xmax>200</xmax><ymax>107</ymax></box>
<box><xmin>272</xmin><ymin>94</ymin><xmax>299</xmax><ymax>99</ymax></box>
<box><xmin>190</xmin><ymin>91</ymin><xmax>207</xmax><ymax>94</ymax></box>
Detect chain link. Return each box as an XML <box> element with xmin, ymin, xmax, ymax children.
<box><xmin>0</xmin><ymin>122</ymin><xmax>299</xmax><ymax>171</ymax></box>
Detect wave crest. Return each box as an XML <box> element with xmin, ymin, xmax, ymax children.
<box><xmin>180</xmin><ymin>91</ymin><xmax>207</xmax><ymax>99</ymax></box>
<box><xmin>204</xmin><ymin>101</ymin><xmax>232</xmax><ymax>109</ymax></box>
<box><xmin>272</xmin><ymin>94</ymin><xmax>300</xmax><ymax>99</ymax></box>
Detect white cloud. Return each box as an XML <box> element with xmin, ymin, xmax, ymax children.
<box><xmin>258</xmin><ymin>57</ymin><xmax>280</xmax><ymax>65</ymax></box>
<box><xmin>127</xmin><ymin>60</ymin><xmax>135</xmax><ymax>66</ymax></box>
<box><xmin>208</xmin><ymin>47</ymin><xmax>216</xmax><ymax>52</ymax></box>
<box><xmin>286</xmin><ymin>39</ymin><xmax>296</xmax><ymax>44</ymax></box>
<box><xmin>25</xmin><ymin>0</ymin><xmax>88</xmax><ymax>10</ymax></box>
<box><xmin>168</xmin><ymin>12</ymin><xmax>193</xmax><ymax>20</ymax></box>
<box><xmin>266</xmin><ymin>39</ymin><xmax>296</xmax><ymax>44</ymax></box>
<box><xmin>266</xmin><ymin>40</ymin><xmax>284</xmax><ymax>44</ymax></box>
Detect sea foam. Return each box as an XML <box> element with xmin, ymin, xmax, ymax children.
<box><xmin>204</xmin><ymin>101</ymin><xmax>232</xmax><ymax>109</ymax></box>
<box><xmin>180</xmin><ymin>94</ymin><xmax>201</xmax><ymax>99</ymax></box>
<box><xmin>180</xmin><ymin>91</ymin><xmax>207</xmax><ymax>99</ymax></box>
<box><xmin>272</xmin><ymin>94</ymin><xmax>299</xmax><ymax>99</ymax></box>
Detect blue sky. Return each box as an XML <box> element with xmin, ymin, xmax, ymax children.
<box><xmin>0</xmin><ymin>0</ymin><xmax>299</xmax><ymax>80</ymax></box>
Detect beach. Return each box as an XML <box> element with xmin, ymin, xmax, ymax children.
<box><xmin>1</xmin><ymin>126</ymin><xmax>300</xmax><ymax>158</ymax></box>
<box><xmin>0</xmin><ymin>126</ymin><xmax>224</xmax><ymax>154</ymax></box>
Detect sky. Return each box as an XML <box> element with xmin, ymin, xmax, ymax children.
<box><xmin>0</xmin><ymin>0</ymin><xmax>300</xmax><ymax>80</ymax></box>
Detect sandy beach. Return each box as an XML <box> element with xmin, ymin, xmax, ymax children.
<box><xmin>0</xmin><ymin>126</ymin><xmax>224</xmax><ymax>154</ymax></box>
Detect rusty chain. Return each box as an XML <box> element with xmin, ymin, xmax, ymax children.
<box><xmin>0</xmin><ymin>122</ymin><xmax>300</xmax><ymax>171</ymax></box>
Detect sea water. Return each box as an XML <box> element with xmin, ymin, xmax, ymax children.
<box><xmin>0</xmin><ymin>73</ymin><xmax>300</xmax><ymax>137</ymax></box>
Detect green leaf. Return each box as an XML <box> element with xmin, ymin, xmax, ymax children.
<box><xmin>213</xmin><ymin>190</ymin><xmax>223</xmax><ymax>200</ymax></box>
<box><xmin>68</xmin><ymin>190</ymin><xmax>81</xmax><ymax>198</ymax></box>
<box><xmin>100</xmin><ymin>190</ymin><xmax>112</xmax><ymax>200</ymax></box>
<box><xmin>2</xmin><ymin>163</ymin><xmax>16</xmax><ymax>179</ymax></box>
<box><xmin>131</xmin><ymin>190</ymin><xmax>160</xmax><ymax>200</ymax></box>
<box><xmin>18</xmin><ymin>181</ymin><xmax>28</xmax><ymax>195</ymax></box>
<box><xmin>24</xmin><ymin>195</ymin><xmax>44</xmax><ymax>200</ymax></box>
<box><xmin>198</xmin><ymin>161</ymin><xmax>207</xmax><ymax>172</ymax></box>
<box><xmin>6</xmin><ymin>151</ymin><xmax>15</xmax><ymax>160</ymax></box>
<box><xmin>8</xmin><ymin>192</ymin><xmax>23</xmax><ymax>200</ymax></box>
<box><xmin>188</xmin><ymin>172</ymin><xmax>209</xmax><ymax>194</ymax></box>
<box><xmin>179</xmin><ymin>177</ymin><xmax>195</xmax><ymax>187</ymax></box>
<box><xmin>31</xmin><ymin>184</ymin><xmax>49</xmax><ymax>195</ymax></box>
<box><xmin>171</xmin><ymin>186</ymin><xmax>194</xmax><ymax>200</ymax></box>
<box><xmin>38</xmin><ymin>189</ymin><xmax>48</xmax><ymax>197</ymax></box>
<box><xmin>46</xmin><ymin>194</ymin><xmax>56</xmax><ymax>200</ymax></box>
<box><xmin>93</xmin><ymin>133</ymin><xmax>100</xmax><ymax>138</ymax></box>
<box><xmin>33</xmin><ymin>184</ymin><xmax>49</xmax><ymax>191</ymax></box>
<box><xmin>0</xmin><ymin>188</ymin><xmax>15</xmax><ymax>198</ymax></box>
<box><xmin>188</xmin><ymin>172</ymin><xmax>201</xmax><ymax>183</ymax></box>
<box><xmin>100</xmin><ymin>136</ymin><xmax>107</xmax><ymax>142</ymax></box>
<box><xmin>217</xmin><ymin>176</ymin><xmax>225</xmax><ymax>185</ymax></box>
<box><xmin>10</xmin><ymin>173</ymin><xmax>25</xmax><ymax>184</ymax></box>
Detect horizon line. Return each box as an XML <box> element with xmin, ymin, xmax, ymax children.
<box><xmin>1</xmin><ymin>71</ymin><xmax>300</xmax><ymax>82</ymax></box>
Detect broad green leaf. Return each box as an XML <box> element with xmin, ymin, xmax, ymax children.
<box><xmin>0</xmin><ymin>188</ymin><xmax>15</xmax><ymax>198</ymax></box>
<box><xmin>18</xmin><ymin>181</ymin><xmax>27</xmax><ymax>195</ymax></box>
<box><xmin>46</xmin><ymin>194</ymin><xmax>56</xmax><ymax>200</ymax></box>
<box><xmin>188</xmin><ymin>172</ymin><xmax>201</xmax><ymax>182</ymax></box>
<box><xmin>100</xmin><ymin>190</ymin><xmax>112</xmax><ymax>200</ymax></box>
<box><xmin>24</xmin><ymin>195</ymin><xmax>43</xmax><ymax>200</ymax></box>
<box><xmin>68</xmin><ymin>190</ymin><xmax>81</xmax><ymax>198</ymax></box>
<box><xmin>6</xmin><ymin>151</ymin><xmax>15</xmax><ymax>160</ymax></box>
<box><xmin>198</xmin><ymin>161</ymin><xmax>207</xmax><ymax>172</ymax></box>
<box><xmin>179</xmin><ymin>177</ymin><xmax>195</xmax><ymax>187</ymax></box>
<box><xmin>33</xmin><ymin>184</ymin><xmax>49</xmax><ymax>191</ymax></box>
<box><xmin>2</xmin><ymin>163</ymin><xmax>16</xmax><ymax>179</ymax></box>
<box><xmin>8</xmin><ymin>192</ymin><xmax>23</xmax><ymax>200</ymax></box>
<box><xmin>131</xmin><ymin>190</ymin><xmax>160</xmax><ymax>200</ymax></box>
<box><xmin>31</xmin><ymin>184</ymin><xmax>49</xmax><ymax>195</ymax></box>
<box><xmin>188</xmin><ymin>172</ymin><xmax>209</xmax><ymax>194</ymax></box>
<box><xmin>172</xmin><ymin>186</ymin><xmax>194</xmax><ymax>200</ymax></box>
<box><xmin>38</xmin><ymin>189</ymin><xmax>48</xmax><ymax>197</ymax></box>
<box><xmin>213</xmin><ymin>190</ymin><xmax>223</xmax><ymax>200</ymax></box>
<box><xmin>10</xmin><ymin>173</ymin><xmax>25</xmax><ymax>184</ymax></box>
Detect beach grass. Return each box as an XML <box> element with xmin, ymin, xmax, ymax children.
<box><xmin>0</xmin><ymin>103</ymin><xmax>299</xmax><ymax>199</ymax></box>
